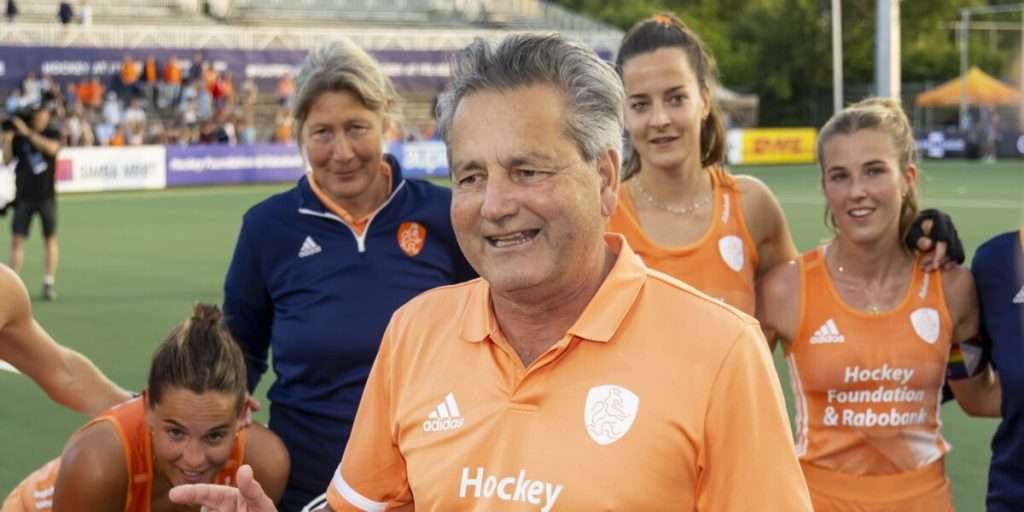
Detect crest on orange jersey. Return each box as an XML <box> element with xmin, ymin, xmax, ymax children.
<box><xmin>397</xmin><ymin>221</ymin><xmax>427</xmax><ymax>257</ymax></box>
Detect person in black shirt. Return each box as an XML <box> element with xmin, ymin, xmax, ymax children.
<box><xmin>2</xmin><ymin>105</ymin><xmax>61</xmax><ymax>300</ymax></box>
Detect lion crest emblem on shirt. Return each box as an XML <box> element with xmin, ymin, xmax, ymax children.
<box><xmin>584</xmin><ymin>385</ymin><xmax>639</xmax><ymax>446</ymax></box>
<box><xmin>910</xmin><ymin>307</ymin><xmax>940</xmax><ymax>344</ymax></box>
<box><xmin>397</xmin><ymin>222</ymin><xmax>426</xmax><ymax>258</ymax></box>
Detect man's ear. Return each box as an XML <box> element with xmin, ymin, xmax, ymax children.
<box><xmin>598</xmin><ymin>148</ymin><xmax>620</xmax><ymax>218</ymax></box>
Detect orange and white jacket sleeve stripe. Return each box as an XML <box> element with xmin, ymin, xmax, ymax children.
<box><xmin>327</xmin><ymin>324</ymin><xmax>413</xmax><ymax>511</ymax></box>
<box><xmin>696</xmin><ymin>322</ymin><xmax>813</xmax><ymax>511</ymax></box>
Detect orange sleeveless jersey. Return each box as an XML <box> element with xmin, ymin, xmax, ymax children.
<box><xmin>787</xmin><ymin>247</ymin><xmax>952</xmax><ymax>476</ymax></box>
<box><xmin>2</xmin><ymin>396</ymin><xmax>246</xmax><ymax>512</ymax></box>
<box><xmin>606</xmin><ymin>167</ymin><xmax>758</xmax><ymax>314</ymax></box>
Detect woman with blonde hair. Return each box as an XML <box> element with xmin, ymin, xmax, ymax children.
<box><xmin>222</xmin><ymin>39</ymin><xmax>473</xmax><ymax>510</ymax></box>
<box><xmin>756</xmin><ymin>97</ymin><xmax>1000</xmax><ymax>511</ymax></box>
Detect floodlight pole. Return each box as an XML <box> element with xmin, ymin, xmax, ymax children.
<box><xmin>832</xmin><ymin>0</ymin><xmax>843</xmax><ymax>113</ymax></box>
<box><xmin>875</xmin><ymin>0</ymin><xmax>900</xmax><ymax>99</ymax></box>
<box><xmin>959</xmin><ymin>9</ymin><xmax>970</xmax><ymax>130</ymax></box>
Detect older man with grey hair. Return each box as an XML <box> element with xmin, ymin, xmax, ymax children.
<box><xmin>171</xmin><ymin>33</ymin><xmax>811</xmax><ymax>512</ymax></box>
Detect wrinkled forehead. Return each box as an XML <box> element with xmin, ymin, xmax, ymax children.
<box><xmin>447</xmin><ymin>85</ymin><xmax>577</xmax><ymax>162</ymax></box>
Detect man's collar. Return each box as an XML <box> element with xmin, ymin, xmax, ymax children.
<box><xmin>458</xmin><ymin>233</ymin><xmax>647</xmax><ymax>344</ymax></box>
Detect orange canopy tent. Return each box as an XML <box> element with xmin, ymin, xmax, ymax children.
<box><xmin>915</xmin><ymin>66</ymin><xmax>1021</xmax><ymax>107</ymax></box>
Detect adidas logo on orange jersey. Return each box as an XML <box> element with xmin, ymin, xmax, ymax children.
<box><xmin>1014</xmin><ymin>285</ymin><xmax>1024</xmax><ymax>304</ymax></box>
<box><xmin>422</xmin><ymin>392</ymin><xmax>464</xmax><ymax>432</ymax></box>
<box><xmin>810</xmin><ymin>319</ymin><xmax>845</xmax><ymax>344</ymax></box>
<box><xmin>298</xmin><ymin>236</ymin><xmax>321</xmax><ymax>258</ymax></box>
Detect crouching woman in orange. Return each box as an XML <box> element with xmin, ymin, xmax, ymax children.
<box><xmin>2</xmin><ymin>303</ymin><xmax>290</xmax><ymax>512</ymax></box>
<box><xmin>756</xmin><ymin>98</ymin><xmax>1000</xmax><ymax>512</ymax></box>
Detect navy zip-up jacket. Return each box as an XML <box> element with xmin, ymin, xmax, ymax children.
<box><xmin>973</xmin><ymin>230</ymin><xmax>1024</xmax><ymax>512</ymax></box>
<box><xmin>223</xmin><ymin>156</ymin><xmax>474</xmax><ymax>510</ymax></box>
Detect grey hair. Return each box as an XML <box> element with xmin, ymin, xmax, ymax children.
<box><xmin>292</xmin><ymin>39</ymin><xmax>399</xmax><ymax>144</ymax></box>
<box><xmin>435</xmin><ymin>33</ymin><xmax>624</xmax><ymax>163</ymax></box>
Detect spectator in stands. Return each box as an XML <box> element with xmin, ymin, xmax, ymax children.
<box><xmin>119</xmin><ymin>54</ymin><xmax>140</xmax><ymax>100</ymax></box>
<box><xmin>22</xmin><ymin>71</ymin><xmax>41</xmax><ymax>106</ymax></box>
<box><xmin>275</xmin><ymin>73</ymin><xmax>294</xmax><ymax>106</ymax></box>
<box><xmin>198</xmin><ymin>119</ymin><xmax>228</xmax><ymax>144</ymax></box>
<box><xmin>188</xmin><ymin>52</ymin><xmax>205</xmax><ymax>82</ymax></box>
<box><xmin>196</xmin><ymin>79</ymin><xmax>214</xmax><ymax>122</ymax></box>
<box><xmin>74</xmin><ymin>77</ymin><xmax>100</xmax><ymax>110</ymax></box>
<box><xmin>62</xmin><ymin>103</ymin><xmax>94</xmax><ymax>147</ymax></box>
<box><xmin>212</xmin><ymin>71</ymin><xmax>235</xmax><ymax>110</ymax></box>
<box><xmin>202</xmin><ymin>63</ymin><xmax>217</xmax><ymax>94</ymax></box>
<box><xmin>58</xmin><ymin>1</ymin><xmax>73</xmax><ymax>24</ymax></box>
<box><xmin>236</xmin><ymin>112</ymin><xmax>255</xmax><ymax>145</ymax></box>
<box><xmin>143</xmin><ymin>54</ymin><xmax>158</xmax><ymax>105</ymax></box>
<box><xmin>123</xmin><ymin>98</ymin><xmax>146</xmax><ymax>145</ymax></box>
<box><xmin>5</xmin><ymin>0</ymin><xmax>16</xmax><ymax>23</ymax></box>
<box><xmin>221</xmin><ymin>40</ymin><xmax>474</xmax><ymax>511</ymax></box>
<box><xmin>77</xmin><ymin>0</ymin><xmax>90</xmax><ymax>25</ymax></box>
<box><xmin>108</xmin><ymin>123</ymin><xmax>125</xmax><ymax>146</ymax></box>
<box><xmin>93</xmin><ymin>122</ymin><xmax>113</xmax><ymax>145</ymax></box>
<box><xmin>218</xmin><ymin>109</ymin><xmax>237</xmax><ymax>145</ymax></box>
<box><xmin>5</xmin><ymin>87</ymin><xmax>24</xmax><ymax>114</ymax></box>
<box><xmin>62</xmin><ymin>82</ymin><xmax>77</xmax><ymax>110</ymax></box>
<box><xmin>178</xmin><ymin>77</ymin><xmax>198</xmax><ymax>108</ymax></box>
<box><xmin>241</xmin><ymin>76</ymin><xmax>257</xmax><ymax>108</ymax></box>
<box><xmin>271</xmin><ymin>105</ymin><xmax>291</xmax><ymax>143</ymax></box>
<box><xmin>2</xmin><ymin>104</ymin><xmax>62</xmax><ymax>300</ymax></box>
<box><xmin>101</xmin><ymin>90</ymin><xmax>121</xmax><ymax>126</ymax></box>
<box><xmin>123</xmin><ymin>97</ymin><xmax>145</xmax><ymax>131</ymax></box>
<box><xmin>39</xmin><ymin>74</ymin><xmax>57</xmax><ymax>101</ymax></box>
<box><xmin>160</xmin><ymin>53</ymin><xmax>182</xmax><ymax>109</ymax></box>
<box><xmin>147</xmin><ymin>118</ymin><xmax>165</xmax><ymax>144</ymax></box>
<box><xmin>179</xmin><ymin>95</ymin><xmax>198</xmax><ymax>127</ymax></box>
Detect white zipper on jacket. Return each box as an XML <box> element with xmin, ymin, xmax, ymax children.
<box><xmin>297</xmin><ymin>180</ymin><xmax>407</xmax><ymax>253</ymax></box>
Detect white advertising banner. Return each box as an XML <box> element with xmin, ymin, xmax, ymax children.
<box><xmin>55</xmin><ymin>146</ymin><xmax>167</xmax><ymax>193</ymax></box>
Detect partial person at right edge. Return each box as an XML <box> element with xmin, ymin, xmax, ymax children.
<box><xmin>2</xmin><ymin>104</ymin><xmax>61</xmax><ymax>300</ymax></box>
<box><xmin>972</xmin><ymin>228</ymin><xmax>1024</xmax><ymax>512</ymax></box>
<box><xmin>223</xmin><ymin>40</ymin><xmax>474</xmax><ymax>511</ymax></box>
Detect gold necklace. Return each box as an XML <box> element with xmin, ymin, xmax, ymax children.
<box><xmin>632</xmin><ymin>177</ymin><xmax>712</xmax><ymax>215</ymax></box>
<box><xmin>832</xmin><ymin>243</ymin><xmax>884</xmax><ymax>314</ymax></box>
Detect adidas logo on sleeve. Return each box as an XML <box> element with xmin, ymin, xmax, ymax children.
<box><xmin>422</xmin><ymin>392</ymin><xmax>464</xmax><ymax>432</ymax></box>
<box><xmin>810</xmin><ymin>318</ymin><xmax>845</xmax><ymax>344</ymax></box>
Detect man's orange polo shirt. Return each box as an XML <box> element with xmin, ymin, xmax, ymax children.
<box><xmin>328</xmin><ymin>235</ymin><xmax>811</xmax><ymax>511</ymax></box>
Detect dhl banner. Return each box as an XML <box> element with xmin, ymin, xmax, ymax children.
<box><xmin>726</xmin><ymin>128</ymin><xmax>817</xmax><ymax>165</ymax></box>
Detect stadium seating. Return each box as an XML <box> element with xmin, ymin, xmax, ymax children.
<box><xmin>11</xmin><ymin>0</ymin><xmax>213</xmax><ymax>26</ymax></box>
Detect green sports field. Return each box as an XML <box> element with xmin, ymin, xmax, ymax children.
<box><xmin>1</xmin><ymin>159</ymin><xmax>1021</xmax><ymax>509</ymax></box>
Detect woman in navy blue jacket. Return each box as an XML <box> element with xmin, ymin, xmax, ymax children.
<box><xmin>222</xmin><ymin>40</ymin><xmax>474</xmax><ymax>511</ymax></box>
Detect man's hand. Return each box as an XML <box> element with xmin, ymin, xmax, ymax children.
<box><xmin>905</xmin><ymin>209</ymin><xmax>964</xmax><ymax>272</ymax></box>
<box><xmin>169</xmin><ymin>465</ymin><xmax>277</xmax><ymax>512</ymax></box>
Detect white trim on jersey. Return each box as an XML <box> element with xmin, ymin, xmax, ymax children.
<box><xmin>332</xmin><ymin>468</ymin><xmax>387</xmax><ymax>512</ymax></box>
<box><xmin>786</xmin><ymin>353</ymin><xmax>809</xmax><ymax>457</ymax></box>
<box><xmin>300</xmin><ymin>492</ymin><xmax>328</xmax><ymax>512</ymax></box>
